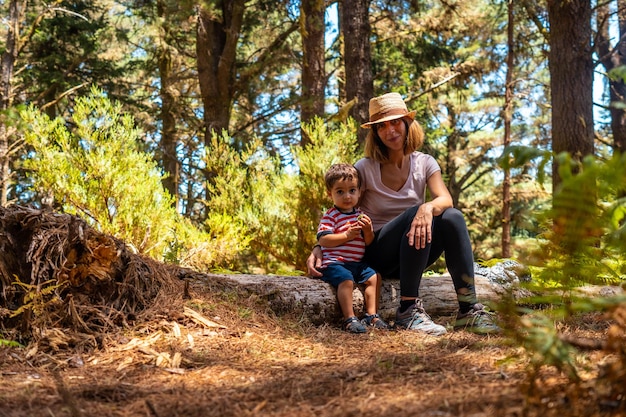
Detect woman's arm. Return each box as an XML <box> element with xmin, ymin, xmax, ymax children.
<box><xmin>422</xmin><ymin>171</ymin><xmax>454</xmax><ymax>216</ymax></box>
<box><xmin>407</xmin><ymin>171</ymin><xmax>453</xmax><ymax>249</ymax></box>
<box><xmin>306</xmin><ymin>246</ymin><xmax>323</xmax><ymax>277</ymax></box>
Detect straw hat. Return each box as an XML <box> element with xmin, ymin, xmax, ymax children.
<box><xmin>361</xmin><ymin>92</ymin><xmax>416</xmax><ymax>128</ymax></box>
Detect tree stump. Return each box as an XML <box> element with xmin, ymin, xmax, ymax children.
<box><xmin>0</xmin><ymin>205</ymin><xmax>182</xmax><ymax>342</ymax></box>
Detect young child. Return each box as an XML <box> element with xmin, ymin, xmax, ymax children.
<box><xmin>316</xmin><ymin>163</ymin><xmax>389</xmax><ymax>333</ymax></box>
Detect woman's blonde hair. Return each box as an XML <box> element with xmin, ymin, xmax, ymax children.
<box><xmin>363</xmin><ymin>117</ymin><xmax>424</xmax><ymax>162</ymax></box>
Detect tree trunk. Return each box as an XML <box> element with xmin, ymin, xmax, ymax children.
<box><xmin>196</xmin><ymin>0</ymin><xmax>245</xmax><ymax>143</ymax></box>
<box><xmin>0</xmin><ymin>0</ymin><xmax>20</xmax><ymax>207</ymax></box>
<box><xmin>2</xmin><ymin>206</ymin><xmax>620</xmax><ymax>334</ymax></box>
<box><xmin>547</xmin><ymin>0</ymin><xmax>594</xmax><ymax>188</ymax></box>
<box><xmin>444</xmin><ymin>104</ymin><xmax>461</xmax><ymax>206</ymax></box>
<box><xmin>300</xmin><ymin>0</ymin><xmax>326</xmax><ymax>145</ymax></box>
<box><xmin>596</xmin><ymin>1</ymin><xmax>626</xmax><ymax>155</ymax></box>
<box><xmin>501</xmin><ymin>0</ymin><xmax>515</xmax><ymax>258</ymax></box>
<box><xmin>195</xmin><ymin>0</ymin><xmax>245</xmax><ymax>216</ymax></box>
<box><xmin>157</xmin><ymin>0</ymin><xmax>180</xmax><ymax>206</ymax></box>
<box><xmin>184</xmin><ymin>267</ymin><xmax>622</xmax><ymax>327</ymax></box>
<box><xmin>341</xmin><ymin>0</ymin><xmax>373</xmax><ymax>146</ymax></box>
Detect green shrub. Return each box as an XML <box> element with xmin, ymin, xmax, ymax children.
<box><xmin>502</xmin><ymin>150</ymin><xmax>626</xmax><ymax>380</ymax></box>
<box><xmin>22</xmin><ymin>87</ymin><xmax>245</xmax><ymax>268</ymax></box>
<box><xmin>524</xmin><ymin>152</ymin><xmax>626</xmax><ymax>290</ymax></box>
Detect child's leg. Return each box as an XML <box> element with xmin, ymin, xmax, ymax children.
<box><xmin>337</xmin><ymin>280</ymin><xmax>356</xmax><ymax>319</ymax></box>
<box><xmin>362</xmin><ymin>273</ymin><xmax>390</xmax><ymax>329</ymax></box>
<box><xmin>363</xmin><ymin>273</ymin><xmax>378</xmax><ymax>316</ymax></box>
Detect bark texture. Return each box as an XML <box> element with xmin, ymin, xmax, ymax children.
<box><xmin>341</xmin><ymin>0</ymin><xmax>374</xmax><ymax>145</ymax></box>
<box><xmin>196</xmin><ymin>0</ymin><xmax>244</xmax><ymax>140</ymax></box>
<box><xmin>596</xmin><ymin>1</ymin><xmax>626</xmax><ymax>154</ymax></box>
<box><xmin>300</xmin><ymin>0</ymin><xmax>326</xmax><ymax>140</ymax></box>
<box><xmin>547</xmin><ymin>0</ymin><xmax>594</xmax><ymax>187</ymax></box>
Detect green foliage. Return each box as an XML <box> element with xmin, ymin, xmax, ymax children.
<box><xmin>608</xmin><ymin>64</ymin><xmax>626</xmax><ymax>86</ymax></box>
<box><xmin>20</xmin><ymin>1</ymin><xmax>126</xmax><ymax>113</ymax></box>
<box><xmin>164</xmin><ymin>214</ymin><xmax>249</xmax><ymax>271</ymax></box>
<box><xmin>10</xmin><ymin>276</ymin><xmax>65</xmax><ymax>320</ymax></box>
<box><xmin>202</xmin><ymin>117</ymin><xmax>361</xmax><ymax>273</ymax></box>
<box><xmin>518</xmin><ymin>311</ymin><xmax>580</xmax><ymax>380</ymax></box>
<box><xmin>291</xmin><ymin>118</ymin><xmax>362</xmax><ymax>268</ymax></box>
<box><xmin>21</xmin><ymin>87</ymin><xmax>244</xmax><ymax>268</ymax></box>
<box><xmin>22</xmin><ymin>87</ymin><xmax>177</xmax><ymax>258</ymax></box>
<box><xmin>499</xmin><ymin>145</ymin><xmax>552</xmax><ymax>186</ymax></box>
<box><xmin>0</xmin><ymin>338</ymin><xmax>22</xmax><ymax>348</ymax></box>
<box><xmin>525</xmin><ymin>152</ymin><xmax>626</xmax><ymax>289</ymax></box>
<box><xmin>501</xmin><ymin>151</ymin><xmax>626</xmax><ymax>381</ymax></box>
<box><xmin>501</xmin><ymin>293</ymin><xmax>626</xmax><ymax>382</ymax></box>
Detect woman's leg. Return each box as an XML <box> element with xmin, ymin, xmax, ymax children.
<box><xmin>364</xmin><ymin>206</ymin><xmax>476</xmax><ymax>305</ymax></box>
<box><xmin>429</xmin><ymin>209</ymin><xmax>500</xmax><ymax>334</ymax></box>
<box><xmin>365</xmin><ymin>206</ymin><xmax>447</xmax><ymax>335</ymax></box>
<box><xmin>428</xmin><ymin>208</ymin><xmax>477</xmax><ymax>313</ymax></box>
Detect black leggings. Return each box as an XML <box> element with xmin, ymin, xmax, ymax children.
<box><xmin>363</xmin><ymin>206</ymin><xmax>477</xmax><ymax>312</ymax></box>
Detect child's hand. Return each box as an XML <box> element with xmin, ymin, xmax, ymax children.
<box><xmin>356</xmin><ymin>213</ymin><xmax>374</xmax><ymax>244</ymax></box>
<box><xmin>356</xmin><ymin>213</ymin><xmax>373</xmax><ymax>231</ymax></box>
<box><xmin>344</xmin><ymin>221</ymin><xmax>362</xmax><ymax>240</ymax></box>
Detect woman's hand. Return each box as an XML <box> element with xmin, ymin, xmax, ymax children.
<box><xmin>306</xmin><ymin>245</ymin><xmax>323</xmax><ymax>277</ymax></box>
<box><xmin>407</xmin><ymin>204</ymin><xmax>434</xmax><ymax>249</ymax></box>
<box><xmin>406</xmin><ymin>171</ymin><xmax>454</xmax><ymax>249</ymax></box>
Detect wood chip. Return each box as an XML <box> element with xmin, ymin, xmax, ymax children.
<box><xmin>183</xmin><ymin>307</ymin><xmax>226</xmax><ymax>329</ymax></box>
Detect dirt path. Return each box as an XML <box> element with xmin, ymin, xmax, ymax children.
<box><xmin>0</xmin><ymin>281</ymin><xmax>620</xmax><ymax>417</ymax></box>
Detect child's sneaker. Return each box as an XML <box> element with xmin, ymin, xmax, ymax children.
<box><xmin>454</xmin><ymin>303</ymin><xmax>501</xmax><ymax>334</ymax></box>
<box><xmin>343</xmin><ymin>316</ymin><xmax>367</xmax><ymax>333</ymax></box>
<box><xmin>395</xmin><ymin>299</ymin><xmax>447</xmax><ymax>336</ymax></box>
<box><xmin>361</xmin><ymin>313</ymin><xmax>390</xmax><ymax>329</ymax></box>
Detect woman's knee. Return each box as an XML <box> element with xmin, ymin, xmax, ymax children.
<box><xmin>441</xmin><ymin>207</ymin><xmax>466</xmax><ymax>226</ymax></box>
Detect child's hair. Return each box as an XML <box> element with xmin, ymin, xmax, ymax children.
<box><xmin>324</xmin><ymin>163</ymin><xmax>361</xmax><ymax>191</ymax></box>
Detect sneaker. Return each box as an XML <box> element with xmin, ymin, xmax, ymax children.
<box><xmin>361</xmin><ymin>313</ymin><xmax>390</xmax><ymax>330</ymax></box>
<box><xmin>454</xmin><ymin>303</ymin><xmax>501</xmax><ymax>334</ymax></box>
<box><xmin>395</xmin><ymin>299</ymin><xmax>447</xmax><ymax>336</ymax></box>
<box><xmin>343</xmin><ymin>316</ymin><xmax>367</xmax><ymax>334</ymax></box>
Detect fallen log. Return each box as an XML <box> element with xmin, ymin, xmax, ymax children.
<box><xmin>185</xmin><ymin>261</ymin><xmax>624</xmax><ymax>326</ymax></box>
<box><xmin>182</xmin><ymin>261</ymin><xmax>536</xmax><ymax>325</ymax></box>
<box><xmin>189</xmin><ymin>272</ymin><xmax>495</xmax><ymax>325</ymax></box>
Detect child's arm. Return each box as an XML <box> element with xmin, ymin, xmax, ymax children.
<box><xmin>319</xmin><ymin>222</ymin><xmax>361</xmax><ymax>248</ymax></box>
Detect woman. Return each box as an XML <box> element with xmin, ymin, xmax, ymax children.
<box><xmin>307</xmin><ymin>92</ymin><xmax>499</xmax><ymax>335</ymax></box>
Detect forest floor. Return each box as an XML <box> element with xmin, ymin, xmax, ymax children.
<box><xmin>0</xmin><ymin>277</ymin><xmax>624</xmax><ymax>417</ymax></box>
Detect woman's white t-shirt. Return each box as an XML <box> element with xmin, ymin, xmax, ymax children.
<box><xmin>355</xmin><ymin>152</ymin><xmax>441</xmax><ymax>232</ymax></box>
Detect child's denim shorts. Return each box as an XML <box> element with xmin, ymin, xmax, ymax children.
<box><xmin>320</xmin><ymin>261</ymin><xmax>377</xmax><ymax>288</ymax></box>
